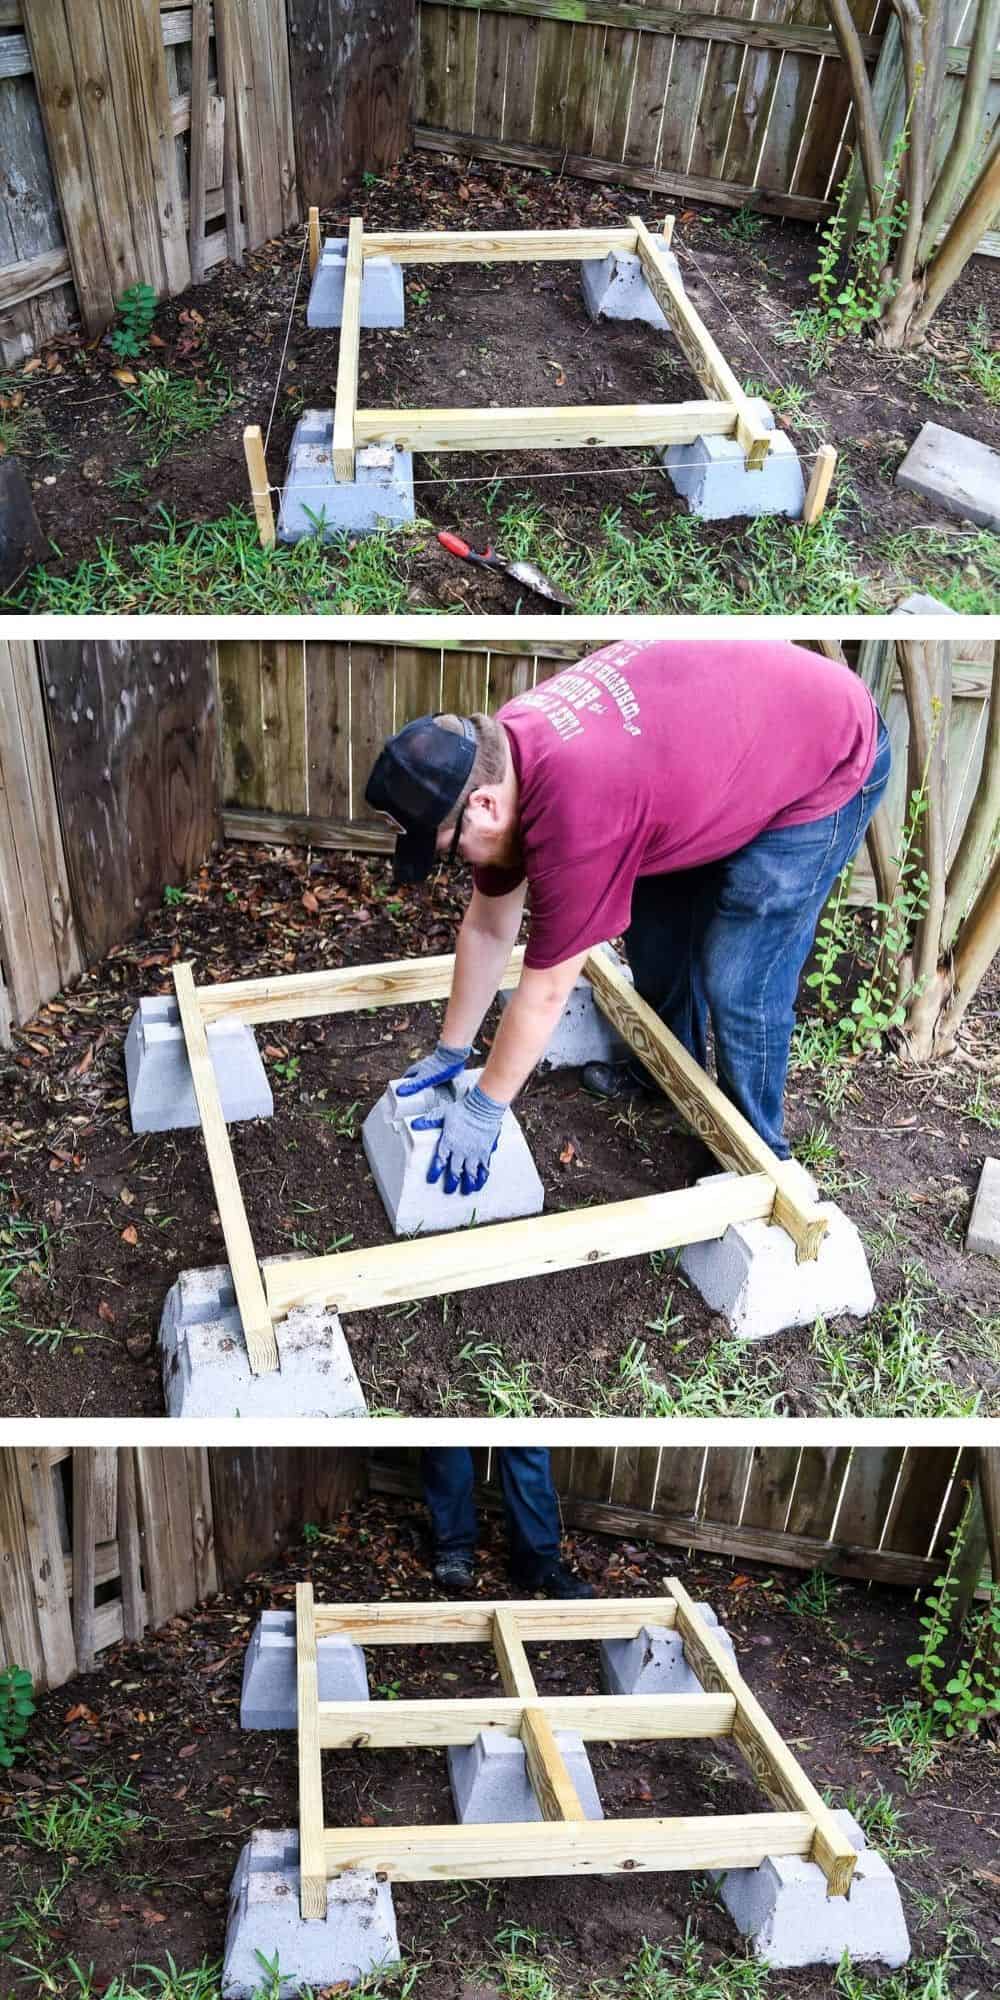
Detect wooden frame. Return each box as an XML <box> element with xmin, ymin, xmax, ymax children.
<box><xmin>294</xmin><ymin>1580</ymin><xmax>857</xmax><ymax>1917</ymax></box>
<box><xmin>172</xmin><ymin>945</ymin><xmax>828</xmax><ymax>1377</ymax></box>
<box><xmin>249</xmin><ymin>216</ymin><xmax>781</xmax><ymax>498</ymax></box>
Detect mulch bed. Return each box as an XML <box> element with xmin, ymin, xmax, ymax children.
<box><xmin>3</xmin><ymin>149</ymin><xmax>999</xmax><ymax>610</ymax></box>
<box><xmin>1</xmin><ymin>1492</ymin><xmax>996</xmax><ymax>1997</ymax></box>
<box><xmin>1</xmin><ymin>840</ymin><xmax>996</xmax><ymax>1419</ymax></box>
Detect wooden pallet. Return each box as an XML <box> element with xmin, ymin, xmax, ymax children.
<box><xmin>293</xmin><ymin>1579</ymin><xmax>857</xmax><ymax>1917</ymax></box>
<box><xmin>171</xmin><ymin>947</ymin><xmax>829</xmax><ymax>1376</ymax></box>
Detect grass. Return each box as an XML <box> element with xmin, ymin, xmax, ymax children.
<box><xmin>965</xmin><ymin>307</ymin><xmax>1000</xmax><ymax>403</ymax></box>
<box><xmin>445</xmin><ymin>1338</ymin><xmax>561</xmax><ymax>1417</ymax></box>
<box><xmin>16</xmin><ymin>1779</ymin><xmax>147</xmax><ymax>1871</ymax></box>
<box><xmin>786</xmin><ymin>1570</ymin><xmax>841</xmax><ymax>1620</ymax></box>
<box><xmin>810</xmin><ymin>1280</ymin><xmax>980</xmax><ymax>1419</ymax></box>
<box><xmin>840</xmin><ymin>1783</ymin><xmax>927</xmax><ymax>1864</ymax></box>
<box><xmin>594</xmin><ymin>1331</ymin><xmax>784</xmax><ymax>1419</ymax></box>
<box><xmin>122</xmin><ymin>365</ymin><xmax>236</xmax><ymax>465</ymax></box>
<box><xmin>0</xmin><ymin>377</ymin><xmax>55</xmax><ymax>459</ymax></box>
<box><xmin>880</xmin><ymin>523</ymin><xmax>1000</xmax><ymax>613</ymax></box>
<box><xmin>962</xmin><ymin>1075</ymin><xmax>1000</xmax><ymax>1131</ymax></box>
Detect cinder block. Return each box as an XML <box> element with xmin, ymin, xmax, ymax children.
<box><xmin>679</xmin><ymin>1168</ymin><xmax>875</xmax><ymax>1339</ymax></box>
<box><xmin>663</xmin><ymin>401</ymin><xmax>806</xmax><ymax>521</ymax></box>
<box><xmin>124</xmin><ymin>996</ymin><xmax>273</xmax><ymax>1133</ymax></box>
<box><xmin>308</xmin><ymin>238</ymin><xmax>405</xmax><ymax>328</ymax></box>
<box><xmin>240</xmin><ymin>1610</ymin><xmax>369</xmax><ymax>1729</ymax></box>
<box><xmin>896</xmin><ymin>421</ymin><xmax>1000</xmax><ymax>530</ymax></box>
<box><xmin>896</xmin><ymin>592</ymin><xmax>959</xmax><ymax>616</ymax></box>
<box><xmin>718</xmin><ymin>1809</ymin><xmax>910</xmax><ymax>1969</ymax></box>
<box><xmin>967</xmin><ymin>1156</ymin><xmax>1000</xmax><ymax>1261</ymax></box>
<box><xmin>159</xmin><ymin>1262</ymin><xmax>367</xmax><ymax>1418</ymax></box>
<box><xmin>222</xmin><ymin>1832</ymin><xmax>399</xmax><ymax>1998</ymax></box>
<box><xmin>448</xmin><ymin>1729</ymin><xmax>604</xmax><ymax>1823</ymax></box>
<box><xmin>278</xmin><ymin>410</ymin><xmax>415</xmax><ymax>542</ymax></box>
<box><xmin>498</xmin><ymin>942</ymin><xmax>633</xmax><ymax>1069</ymax></box>
<box><xmin>580</xmin><ymin>238</ymin><xmax>677</xmax><ymax>327</ymax></box>
<box><xmin>362</xmin><ymin>1067</ymin><xmax>545</xmax><ymax>1236</ymax></box>
<box><xmin>600</xmin><ymin>1604</ymin><xmax>735</xmax><ymax>1696</ymax></box>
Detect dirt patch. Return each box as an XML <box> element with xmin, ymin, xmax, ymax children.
<box><xmin>1</xmin><ymin>841</ymin><xmax>996</xmax><ymax>1420</ymax></box>
<box><xmin>2</xmin><ymin>150</ymin><xmax>998</xmax><ymax>611</ymax></box>
<box><xmin>1</xmin><ymin>1494</ymin><xmax>995</xmax><ymax>1998</ymax></box>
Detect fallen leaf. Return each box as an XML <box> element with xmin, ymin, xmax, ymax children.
<box><xmin>559</xmin><ymin>1141</ymin><xmax>576</xmax><ymax>1165</ymax></box>
<box><xmin>141</xmin><ymin>1909</ymin><xmax>167</xmax><ymax>1926</ymax></box>
<box><xmin>22</xmin><ymin>357</ymin><xmax>42</xmax><ymax>374</ymax></box>
<box><xmin>98</xmin><ymin>1300</ymin><xmax>116</xmax><ymax>1324</ymax></box>
<box><xmin>178</xmin><ymin>1742</ymin><xmax>197</xmax><ymax>1759</ymax></box>
<box><xmin>301</xmin><ymin>890</ymin><xmax>320</xmax><ymax>914</ymax></box>
<box><xmin>72</xmin><ymin>1043</ymin><xmax>95</xmax><ymax>1076</ymax></box>
<box><xmin>121</xmin><ymin>1224</ymin><xmax>139</xmax><ymax>1246</ymax></box>
<box><xmin>112</xmin><ymin>367</ymin><xmax>137</xmax><ymax>386</ymax></box>
<box><xmin>120</xmin><ymin>1187</ymin><xmax>135</xmax><ymax>1205</ymax></box>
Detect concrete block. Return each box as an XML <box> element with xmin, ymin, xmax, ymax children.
<box><xmin>222</xmin><ymin>1832</ymin><xmax>399</xmax><ymax>1998</ymax></box>
<box><xmin>362</xmin><ymin>1066</ymin><xmax>545</xmax><ymax>1236</ymax></box>
<box><xmin>124</xmin><ymin>996</ymin><xmax>273</xmax><ymax>1133</ymax></box>
<box><xmin>601</xmin><ymin>1604</ymin><xmax>735</xmax><ymax>1696</ymax></box>
<box><xmin>278</xmin><ymin>410</ymin><xmax>414</xmax><ymax>542</ymax></box>
<box><xmin>240</xmin><ymin>1610</ymin><xmax>369</xmax><ymax>1729</ymax></box>
<box><xmin>308</xmin><ymin>238</ymin><xmax>405</xmax><ymax>329</ymax></box>
<box><xmin>0</xmin><ymin>455</ymin><xmax>47</xmax><ymax>592</ymax></box>
<box><xmin>896</xmin><ymin>592</ymin><xmax>959</xmax><ymax>616</ymax></box>
<box><xmin>896</xmin><ymin>421</ymin><xmax>1000</xmax><ymax>530</ymax></box>
<box><xmin>448</xmin><ymin>1728</ymin><xmax>604</xmax><ymax>1823</ymax></box>
<box><xmin>967</xmin><ymin>1156</ymin><xmax>1000</xmax><ymax>1261</ymax></box>
<box><xmin>663</xmin><ymin>401</ymin><xmax>805</xmax><ymax>521</ymax></box>
<box><xmin>678</xmin><ymin>1168</ymin><xmax>875</xmax><ymax>1339</ymax></box>
<box><xmin>580</xmin><ymin>237</ymin><xmax>677</xmax><ymax>327</ymax></box>
<box><xmin>718</xmin><ymin>1809</ymin><xmax>910</xmax><ymax>1969</ymax></box>
<box><xmin>498</xmin><ymin>942</ymin><xmax>633</xmax><ymax>1069</ymax></box>
<box><xmin>159</xmin><ymin>1262</ymin><xmax>367</xmax><ymax>1418</ymax></box>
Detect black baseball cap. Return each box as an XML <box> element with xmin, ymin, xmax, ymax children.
<box><xmin>365</xmin><ymin>714</ymin><xmax>477</xmax><ymax>883</ymax></box>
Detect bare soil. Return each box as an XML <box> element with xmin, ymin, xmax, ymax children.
<box><xmin>1</xmin><ymin>1493</ymin><xmax>996</xmax><ymax>1999</ymax></box>
<box><xmin>2</xmin><ymin>150</ymin><xmax>998</xmax><ymax>611</ymax></box>
<box><xmin>1</xmin><ymin>841</ymin><xmax>997</xmax><ymax>1420</ymax></box>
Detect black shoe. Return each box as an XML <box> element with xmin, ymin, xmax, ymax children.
<box><xmin>433</xmin><ymin>1552</ymin><xmax>475</xmax><ymax>1591</ymax></box>
<box><xmin>513</xmin><ymin>1560</ymin><xmax>594</xmax><ymax>1599</ymax></box>
<box><xmin>580</xmin><ymin>1058</ymin><xmax>651</xmax><ymax>1100</ymax></box>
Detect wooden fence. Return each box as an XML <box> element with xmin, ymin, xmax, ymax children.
<box><xmin>414</xmin><ymin>0</ymin><xmax>999</xmax><ymax>245</ymax></box>
<box><xmin>0</xmin><ymin>0</ymin><xmax>298</xmax><ymax>362</ymax></box>
<box><xmin>0</xmin><ymin>639</ymin><xmax>83</xmax><ymax>1041</ymax></box>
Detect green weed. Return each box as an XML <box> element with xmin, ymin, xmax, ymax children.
<box><xmin>812</xmin><ymin>1284</ymin><xmax>979</xmax><ymax>1419</ymax></box>
<box><xmin>451</xmin><ymin>1338</ymin><xmax>559</xmax><ymax>1418</ymax></box>
<box><xmin>307</xmin><ymin>1100</ymin><xmax>361</xmax><ymax>1138</ymax></box>
<box><xmin>786</xmin><ymin>1570</ymin><xmax>840</xmax><ymax>1620</ymax></box>
<box><xmin>16</xmin><ymin>1778</ymin><xmax>147</xmax><ymax>1870</ymax></box>
<box><xmin>860</xmin><ymin>1700</ymin><xmax>941</xmax><ymax>1791</ymax></box>
<box><xmin>719</xmin><ymin>207</ymin><xmax>765</xmax><ymax>244</ymax></box>
<box><xmin>123</xmin><ymin>366</ymin><xmax>236</xmax><ymax>465</ymax></box>
<box><xmin>962</xmin><ymin>1075</ymin><xmax>1000</xmax><ymax>1130</ymax></box>
<box><xmin>109</xmin><ymin>283</ymin><xmax>158</xmax><ymax>360</ymax></box>
<box><xmin>840</xmin><ymin>1783</ymin><xmax>926</xmax><ymax>1863</ymax></box>
<box><xmin>965</xmin><ymin>307</ymin><xmax>1000</xmax><ymax>402</ymax></box>
<box><xmin>0</xmin><ymin>1663</ymin><xmax>35</xmax><ymax>1766</ymax></box>
<box><xmin>914</xmin><ymin>357</ymin><xmax>966</xmax><ymax>409</ymax></box>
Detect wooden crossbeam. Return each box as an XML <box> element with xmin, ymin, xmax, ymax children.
<box><xmin>316</xmin><ymin>1692</ymin><xmax>737</xmax><ymax>1748</ymax></box>
<box><xmin>322</xmin><ymin>1814</ymin><xmax>817</xmax><ymax>1881</ymax></box>
<box><xmin>666</xmin><ymin>1579</ymin><xmax>857</xmax><ymax>1897</ymax></box>
<box><xmin>313</xmin><ymin>1598</ymin><xmax>679</xmax><ymax>1644</ymax></box>
<box><xmin>262</xmin><ymin>1175</ymin><xmax>776</xmax><ymax>1318</ymax></box>
<box><xmin>333</xmin><ymin>216</ymin><xmax>363</xmax><ymax>483</ymax></box>
<box><xmin>583</xmin><ymin>949</ymin><xmax>828</xmax><ymax>1262</ymax></box>
<box><xmin>493</xmin><ymin>1606</ymin><xmax>537</xmax><ymax>1696</ymax></box>
<box><xmin>171</xmin><ymin>963</ymin><xmax>278</xmax><ymax>1372</ymax></box>
<box><xmin>197</xmin><ymin>947</ymin><xmax>526</xmax><ymax>1024</ymax></box>
<box><xmin>629</xmin><ymin>217</ymin><xmax>771</xmax><ymax>469</ymax></box>
<box><xmin>361</xmin><ymin>227</ymin><xmax>639</xmax><ymax>262</ymax></box>
<box><xmin>521</xmin><ymin>1708</ymin><xmax>587</xmax><ymax>1820</ymax></box>
<box><xmin>297</xmin><ymin>1581</ymin><xmax>327</xmax><ymax>1920</ymax></box>
<box><xmin>353</xmin><ymin>401</ymin><xmax>739</xmax><ymax>454</ymax></box>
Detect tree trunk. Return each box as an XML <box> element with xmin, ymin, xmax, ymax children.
<box><xmin>943</xmin><ymin>643</ymin><xmax>1000</xmax><ymax>949</ymax></box>
<box><xmin>910</xmin><ymin>130</ymin><xmax>1000</xmax><ymax>340</ymax></box>
<box><xmin>824</xmin><ymin>0</ymin><xmax>886</xmax><ymax>216</ymax></box>
<box><xmin>919</xmin><ymin>0</ymin><xmax>1000</xmax><ymax>261</ymax></box>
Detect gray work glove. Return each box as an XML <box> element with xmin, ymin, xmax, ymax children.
<box><xmin>396</xmin><ymin>1041</ymin><xmax>472</xmax><ymax>1098</ymax></box>
<box><xmin>412</xmin><ymin>1082</ymin><xmax>507</xmax><ymax>1195</ymax></box>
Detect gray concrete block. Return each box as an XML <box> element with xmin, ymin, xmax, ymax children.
<box><xmin>967</xmin><ymin>1156</ymin><xmax>1000</xmax><ymax>1261</ymax></box>
<box><xmin>159</xmin><ymin>1262</ymin><xmax>367</xmax><ymax>1418</ymax></box>
<box><xmin>125</xmin><ymin>996</ymin><xmax>273</xmax><ymax>1133</ymax></box>
<box><xmin>448</xmin><ymin>1728</ymin><xmax>604</xmax><ymax>1823</ymax></box>
<box><xmin>240</xmin><ymin>1610</ymin><xmax>369</xmax><ymax>1730</ymax></box>
<box><xmin>896</xmin><ymin>421</ymin><xmax>1000</xmax><ymax>530</ymax></box>
<box><xmin>662</xmin><ymin>400</ymin><xmax>805</xmax><ymax>521</ymax></box>
<box><xmin>580</xmin><ymin>238</ymin><xmax>676</xmax><ymax>327</ymax></box>
<box><xmin>718</xmin><ymin>1809</ymin><xmax>910</xmax><ymax>1969</ymax></box>
<box><xmin>222</xmin><ymin>1832</ymin><xmax>399</xmax><ymax>1998</ymax></box>
<box><xmin>498</xmin><ymin>942</ymin><xmax>633</xmax><ymax>1069</ymax></box>
<box><xmin>679</xmin><ymin>1168</ymin><xmax>875</xmax><ymax>1339</ymax></box>
<box><xmin>308</xmin><ymin>238</ymin><xmax>405</xmax><ymax>329</ymax></box>
<box><xmin>278</xmin><ymin>410</ymin><xmax>415</xmax><ymax>542</ymax></box>
<box><xmin>601</xmin><ymin>1604</ymin><xmax>735</xmax><ymax>1696</ymax></box>
<box><xmin>362</xmin><ymin>1066</ymin><xmax>545</xmax><ymax>1236</ymax></box>
<box><xmin>896</xmin><ymin>592</ymin><xmax>959</xmax><ymax>616</ymax></box>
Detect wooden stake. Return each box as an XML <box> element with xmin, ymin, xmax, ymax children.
<box><xmin>297</xmin><ymin>1582</ymin><xmax>327</xmax><ymax>1920</ymax></box>
<box><xmin>802</xmin><ymin>442</ymin><xmax>837</xmax><ymax>525</ymax></box>
<box><xmin>308</xmin><ymin>205</ymin><xmax>321</xmax><ymax>276</ymax></box>
<box><xmin>661</xmin><ymin>214</ymin><xmax>676</xmax><ymax>245</ymax></box>
<box><xmin>333</xmin><ymin>217</ymin><xmax>363</xmax><ymax>483</ymax></box>
<box><xmin>243</xmin><ymin>424</ymin><xmax>275</xmax><ymax>548</ymax></box>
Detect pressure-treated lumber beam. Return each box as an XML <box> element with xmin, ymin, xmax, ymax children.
<box><xmin>667</xmin><ymin>1578</ymin><xmax>856</xmax><ymax>1897</ymax></box>
<box><xmin>313</xmin><ymin>1597</ymin><xmax>679</xmax><ymax>1645</ymax></box>
<box><xmin>333</xmin><ymin>216</ymin><xmax>363</xmax><ymax>483</ymax></box>
<box><xmin>196</xmin><ymin>948</ymin><xmax>526</xmax><ymax>1025</ymax></box>
<box><xmin>172</xmin><ymin>963</ymin><xmax>278</xmax><ymax>1372</ymax></box>
<box><xmin>492</xmin><ymin>1607</ymin><xmax>537</xmax><ymax>1696</ymax></box>
<box><xmin>629</xmin><ymin>216</ymin><xmax>771</xmax><ymax>469</ymax></box>
<box><xmin>297</xmin><ymin>1582</ymin><xmax>327</xmax><ymax>1920</ymax></box>
<box><xmin>263</xmin><ymin>1175</ymin><xmax>776</xmax><ymax>1318</ymax></box>
<box><xmin>583</xmin><ymin>949</ymin><xmax>828</xmax><ymax>1262</ymax></box>
<box><xmin>521</xmin><ymin>1707</ymin><xmax>587</xmax><ymax>1820</ymax></box>
<box><xmin>323</xmin><ymin>1813</ymin><xmax>816</xmax><ymax>1881</ymax></box>
<box><xmin>361</xmin><ymin>227</ymin><xmax>639</xmax><ymax>262</ymax></box>
<box><xmin>316</xmin><ymin>1692</ymin><xmax>736</xmax><ymax>1748</ymax></box>
<box><xmin>354</xmin><ymin>401</ymin><xmax>739</xmax><ymax>454</ymax></box>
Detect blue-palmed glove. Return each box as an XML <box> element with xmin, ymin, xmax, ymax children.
<box><xmin>396</xmin><ymin>1041</ymin><xmax>472</xmax><ymax>1098</ymax></box>
<box><xmin>412</xmin><ymin>1083</ymin><xmax>507</xmax><ymax>1196</ymax></box>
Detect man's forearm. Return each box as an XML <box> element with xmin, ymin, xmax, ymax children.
<box><xmin>480</xmin><ymin>957</ymin><xmax>587</xmax><ymax>1102</ymax></box>
<box><xmin>441</xmin><ymin>912</ymin><xmax>520</xmax><ymax>1050</ymax></box>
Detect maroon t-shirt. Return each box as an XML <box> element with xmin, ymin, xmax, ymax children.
<box><xmin>474</xmin><ymin>639</ymin><xmax>878</xmax><ymax>970</ymax></box>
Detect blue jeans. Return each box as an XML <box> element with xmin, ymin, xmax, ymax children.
<box><xmin>422</xmin><ymin>1449</ymin><xmax>561</xmax><ymax>1577</ymax></box>
<box><xmin>624</xmin><ymin>717</ymin><xmax>891</xmax><ymax>1158</ymax></box>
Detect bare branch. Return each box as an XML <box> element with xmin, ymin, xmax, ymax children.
<box><xmin>913</xmin><ymin>129</ymin><xmax>1000</xmax><ymax>337</ymax></box>
<box><xmin>866</xmin><ymin>804</ymin><xmax>899</xmax><ymax>909</ymax></box>
<box><xmin>944</xmin><ymin>642</ymin><xmax>1000</xmax><ymax>949</ymax></box>
<box><xmin>888</xmin><ymin>0</ymin><xmax>931</xmax><ymax>293</ymax></box>
<box><xmin>823</xmin><ymin>0</ymin><xmax>886</xmax><ymax>215</ymax></box>
<box><xmin>897</xmin><ymin>639</ymin><xmax>950</xmax><ymax>996</ymax></box>
<box><xmin>941</xmin><ymin>848</ymin><xmax>1000</xmax><ymax>1044</ymax></box>
<box><xmin>920</xmin><ymin>0</ymin><xmax>1000</xmax><ymax>261</ymax></box>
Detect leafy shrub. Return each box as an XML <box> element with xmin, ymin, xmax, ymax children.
<box><xmin>0</xmin><ymin>1663</ymin><xmax>35</xmax><ymax>1766</ymax></box>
